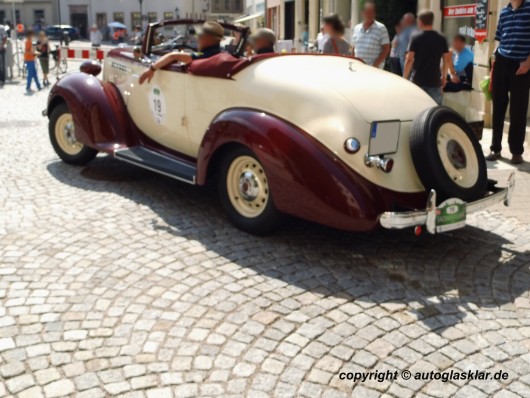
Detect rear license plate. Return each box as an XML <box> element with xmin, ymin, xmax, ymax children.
<box><xmin>435</xmin><ymin>198</ymin><xmax>467</xmax><ymax>233</ymax></box>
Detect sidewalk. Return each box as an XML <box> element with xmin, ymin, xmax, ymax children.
<box><xmin>480</xmin><ymin>127</ymin><xmax>530</xmax><ymax>224</ymax></box>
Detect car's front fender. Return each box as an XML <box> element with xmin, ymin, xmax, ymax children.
<box><xmin>46</xmin><ymin>73</ymin><xmax>139</xmax><ymax>152</ymax></box>
<box><xmin>197</xmin><ymin>108</ymin><xmax>427</xmax><ymax>232</ymax></box>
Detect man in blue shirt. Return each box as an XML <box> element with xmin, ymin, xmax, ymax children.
<box><xmin>445</xmin><ymin>34</ymin><xmax>474</xmax><ymax>92</ymax></box>
<box><xmin>487</xmin><ymin>0</ymin><xmax>530</xmax><ymax>164</ymax></box>
<box><xmin>396</xmin><ymin>13</ymin><xmax>417</xmax><ymax>73</ymax></box>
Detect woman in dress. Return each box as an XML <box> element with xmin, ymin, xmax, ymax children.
<box><xmin>36</xmin><ymin>31</ymin><xmax>50</xmax><ymax>86</ymax></box>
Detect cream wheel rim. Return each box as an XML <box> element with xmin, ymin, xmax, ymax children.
<box><xmin>437</xmin><ymin>123</ymin><xmax>479</xmax><ymax>189</ymax></box>
<box><xmin>55</xmin><ymin>113</ymin><xmax>83</xmax><ymax>156</ymax></box>
<box><xmin>227</xmin><ymin>155</ymin><xmax>269</xmax><ymax>218</ymax></box>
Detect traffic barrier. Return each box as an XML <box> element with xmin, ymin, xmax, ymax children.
<box><xmin>60</xmin><ymin>47</ymin><xmax>108</xmax><ymax>61</ymax></box>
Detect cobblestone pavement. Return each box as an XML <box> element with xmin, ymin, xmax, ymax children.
<box><xmin>1</xmin><ymin>70</ymin><xmax>530</xmax><ymax>398</ymax></box>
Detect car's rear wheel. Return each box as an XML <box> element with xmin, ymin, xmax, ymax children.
<box><xmin>49</xmin><ymin>103</ymin><xmax>98</xmax><ymax>165</ymax></box>
<box><xmin>410</xmin><ymin>106</ymin><xmax>487</xmax><ymax>202</ymax></box>
<box><xmin>218</xmin><ymin>147</ymin><xmax>283</xmax><ymax>235</ymax></box>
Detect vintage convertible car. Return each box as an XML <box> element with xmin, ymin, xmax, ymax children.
<box><xmin>44</xmin><ymin>19</ymin><xmax>515</xmax><ymax>235</ymax></box>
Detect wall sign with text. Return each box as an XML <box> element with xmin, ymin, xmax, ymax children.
<box><xmin>475</xmin><ymin>0</ymin><xmax>490</xmax><ymax>43</ymax></box>
<box><xmin>444</xmin><ymin>4</ymin><xmax>477</xmax><ymax>18</ymax></box>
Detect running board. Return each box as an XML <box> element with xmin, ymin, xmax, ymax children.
<box><xmin>114</xmin><ymin>147</ymin><xmax>196</xmax><ymax>184</ymax></box>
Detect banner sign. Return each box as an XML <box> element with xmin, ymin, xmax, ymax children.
<box><xmin>444</xmin><ymin>4</ymin><xmax>477</xmax><ymax>18</ymax></box>
<box><xmin>475</xmin><ymin>0</ymin><xmax>490</xmax><ymax>43</ymax></box>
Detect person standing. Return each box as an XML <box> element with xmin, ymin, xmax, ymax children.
<box><xmin>24</xmin><ymin>29</ymin><xmax>41</xmax><ymax>93</ymax></box>
<box><xmin>90</xmin><ymin>25</ymin><xmax>103</xmax><ymax>47</ymax></box>
<box><xmin>396</xmin><ymin>13</ymin><xmax>417</xmax><ymax>73</ymax></box>
<box><xmin>322</xmin><ymin>14</ymin><xmax>351</xmax><ymax>56</ymax></box>
<box><xmin>5</xmin><ymin>34</ymin><xmax>14</xmax><ymax>81</ymax></box>
<box><xmin>0</xmin><ymin>24</ymin><xmax>6</xmax><ymax>86</ymax></box>
<box><xmin>315</xmin><ymin>26</ymin><xmax>327</xmax><ymax>52</ymax></box>
<box><xmin>445</xmin><ymin>34</ymin><xmax>474</xmax><ymax>92</ymax></box>
<box><xmin>404</xmin><ymin>10</ymin><xmax>450</xmax><ymax>105</ymax></box>
<box><xmin>487</xmin><ymin>0</ymin><xmax>530</xmax><ymax>165</ymax></box>
<box><xmin>352</xmin><ymin>1</ymin><xmax>390</xmax><ymax>68</ymax></box>
<box><xmin>37</xmin><ymin>31</ymin><xmax>50</xmax><ymax>86</ymax></box>
<box><xmin>389</xmin><ymin>23</ymin><xmax>402</xmax><ymax>75</ymax></box>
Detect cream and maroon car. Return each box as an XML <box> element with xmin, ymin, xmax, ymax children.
<box><xmin>44</xmin><ymin>19</ymin><xmax>514</xmax><ymax>235</ymax></box>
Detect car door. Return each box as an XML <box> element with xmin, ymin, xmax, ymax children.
<box><xmin>127</xmin><ymin>65</ymin><xmax>193</xmax><ymax>157</ymax></box>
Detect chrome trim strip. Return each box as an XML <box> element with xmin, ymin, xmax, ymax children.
<box><xmin>380</xmin><ymin>172</ymin><xmax>515</xmax><ymax>233</ymax></box>
<box><xmin>114</xmin><ymin>149</ymin><xmax>196</xmax><ymax>185</ymax></box>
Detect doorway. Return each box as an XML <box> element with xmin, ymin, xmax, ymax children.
<box><xmin>69</xmin><ymin>5</ymin><xmax>88</xmax><ymax>38</ymax></box>
<box><xmin>284</xmin><ymin>1</ymin><xmax>295</xmax><ymax>40</ymax></box>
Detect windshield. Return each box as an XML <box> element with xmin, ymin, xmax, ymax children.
<box><xmin>148</xmin><ymin>22</ymin><xmax>245</xmax><ymax>57</ymax></box>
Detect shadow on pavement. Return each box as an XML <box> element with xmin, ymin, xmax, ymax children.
<box><xmin>47</xmin><ymin>156</ymin><xmax>530</xmax><ymax>335</ymax></box>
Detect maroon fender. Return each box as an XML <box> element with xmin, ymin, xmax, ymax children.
<box><xmin>197</xmin><ymin>109</ymin><xmax>427</xmax><ymax>232</ymax></box>
<box><xmin>46</xmin><ymin>72</ymin><xmax>140</xmax><ymax>153</ymax></box>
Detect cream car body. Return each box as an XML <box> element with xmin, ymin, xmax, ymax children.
<box><xmin>106</xmin><ymin>53</ymin><xmax>434</xmax><ymax>194</ymax></box>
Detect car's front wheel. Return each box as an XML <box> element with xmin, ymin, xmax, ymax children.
<box><xmin>218</xmin><ymin>147</ymin><xmax>283</xmax><ymax>235</ymax></box>
<box><xmin>49</xmin><ymin>103</ymin><xmax>98</xmax><ymax>165</ymax></box>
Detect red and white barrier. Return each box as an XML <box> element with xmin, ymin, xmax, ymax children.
<box><xmin>60</xmin><ymin>47</ymin><xmax>108</xmax><ymax>61</ymax></box>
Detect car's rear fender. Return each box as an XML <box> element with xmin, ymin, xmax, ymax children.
<box><xmin>197</xmin><ymin>108</ymin><xmax>427</xmax><ymax>232</ymax></box>
<box><xmin>46</xmin><ymin>73</ymin><xmax>139</xmax><ymax>153</ymax></box>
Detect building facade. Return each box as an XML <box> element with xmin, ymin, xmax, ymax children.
<box><xmin>57</xmin><ymin>0</ymin><xmax>211</xmax><ymax>38</ymax></box>
<box><xmin>0</xmin><ymin>0</ymin><xmax>57</xmax><ymax>27</ymax></box>
<box><xmin>242</xmin><ymin>0</ymin><xmax>266</xmax><ymax>31</ymax></box>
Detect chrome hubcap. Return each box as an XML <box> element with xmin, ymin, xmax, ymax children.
<box><xmin>55</xmin><ymin>113</ymin><xmax>83</xmax><ymax>156</ymax></box>
<box><xmin>238</xmin><ymin>171</ymin><xmax>260</xmax><ymax>201</ymax></box>
<box><xmin>226</xmin><ymin>155</ymin><xmax>269</xmax><ymax>219</ymax></box>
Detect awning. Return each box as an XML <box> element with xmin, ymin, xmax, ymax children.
<box><xmin>234</xmin><ymin>13</ymin><xmax>264</xmax><ymax>24</ymax></box>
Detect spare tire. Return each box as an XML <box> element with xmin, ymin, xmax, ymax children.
<box><xmin>410</xmin><ymin>106</ymin><xmax>487</xmax><ymax>202</ymax></box>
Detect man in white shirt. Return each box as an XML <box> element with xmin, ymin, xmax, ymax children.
<box><xmin>352</xmin><ymin>1</ymin><xmax>390</xmax><ymax>68</ymax></box>
<box><xmin>315</xmin><ymin>26</ymin><xmax>327</xmax><ymax>52</ymax></box>
<box><xmin>90</xmin><ymin>25</ymin><xmax>103</xmax><ymax>47</ymax></box>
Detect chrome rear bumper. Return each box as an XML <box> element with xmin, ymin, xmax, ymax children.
<box><xmin>379</xmin><ymin>173</ymin><xmax>515</xmax><ymax>234</ymax></box>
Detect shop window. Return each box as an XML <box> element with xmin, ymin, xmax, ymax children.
<box><xmin>163</xmin><ymin>12</ymin><xmax>174</xmax><ymax>21</ymax></box>
<box><xmin>113</xmin><ymin>12</ymin><xmax>124</xmax><ymax>23</ymax></box>
<box><xmin>131</xmin><ymin>12</ymin><xmax>141</xmax><ymax>29</ymax></box>
<box><xmin>96</xmin><ymin>13</ymin><xmax>107</xmax><ymax>28</ymax></box>
<box><xmin>148</xmin><ymin>12</ymin><xmax>157</xmax><ymax>23</ymax></box>
<box><xmin>34</xmin><ymin>10</ymin><xmax>45</xmax><ymax>23</ymax></box>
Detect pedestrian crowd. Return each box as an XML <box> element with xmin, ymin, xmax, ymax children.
<box><xmin>311</xmin><ymin>0</ymin><xmax>529</xmax><ymax>164</ymax></box>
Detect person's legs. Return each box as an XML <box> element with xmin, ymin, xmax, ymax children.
<box><xmin>421</xmin><ymin>86</ymin><xmax>443</xmax><ymax>106</ymax></box>
<box><xmin>40</xmin><ymin>58</ymin><xmax>49</xmax><ymax>85</ymax></box>
<box><xmin>491</xmin><ymin>57</ymin><xmax>511</xmax><ymax>154</ymax></box>
<box><xmin>464</xmin><ymin>62</ymin><xmax>474</xmax><ymax>85</ymax></box>
<box><xmin>26</xmin><ymin>61</ymin><xmax>34</xmax><ymax>91</ymax></box>
<box><xmin>26</xmin><ymin>61</ymin><xmax>41</xmax><ymax>91</ymax></box>
<box><xmin>32</xmin><ymin>60</ymin><xmax>41</xmax><ymax>89</ymax></box>
<box><xmin>0</xmin><ymin>49</ymin><xmax>5</xmax><ymax>84</ymax></box>
<box><xmin>444</xmin><ymin>79</ymin><xmax>472</xmax><ymax>93</ymax></box>
<box><xmin>507</xmin><ymin>69</ymin><xmax>530</xmax><ymax>156</ymax></box>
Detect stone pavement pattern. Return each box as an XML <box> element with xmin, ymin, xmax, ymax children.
<box><xmin>1</xmin><ymin>70</ymin><xmax>530</xmax><ymax>398</ymax></box>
